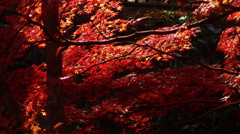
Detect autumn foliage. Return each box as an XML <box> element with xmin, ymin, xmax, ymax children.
<box><xmin>0</xmin><ymin>0</ymin><xmax>240</xmax><ymax>133</ymax></box>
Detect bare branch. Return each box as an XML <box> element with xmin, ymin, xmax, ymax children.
<box><xmin>0</xmin><ymin>22</ymin><xmax>30</xmax><ymax>55</ymax></box>
<box><xmin>72</xmin><ymin>99</ymin><xmax>224</xmax><ymax>120</ymax></box>
<box><xmin>180</xmin><ymin>55</ymin><xmax>240</xmax><ymax>75</ymax></box>
<box><xmin>161</xmin><ymin>100</ymin><xmax>240</xmax><ymax>134</ymax></box>
<box><xmin>27</xmin><ymin>19</ymin><xmax>60</xmax><ymax>43</ymax></box>
<box><xmin>122</xmin><ymin>2</ymin><xmax>197</xmax><ymax>10</ymax></box>
<box><xmin>62</xmin><ymin>28</ymin><xmax>179</xmax><ymax>46</ymax></box>
<box><xmin>77</xmin><ymin>45</ymin><xmax>138</xmax><ymax>75</ymax></box>
<box><xmin>90</xmin><ymin>19</ymin><xmax>110</xmax><ymax>39</ymax></box>
<box><xmin>4</xmin><ymin>7</ymin><xmax>239</xmax><ymax>48</ymax></box>
<box><xmin>109</xmin><ymin>99</ymin><xmax>224</xmax><ymax>115</ymax></box>
<box><xmin>62</xmin><ymin>8</ymin><xmax>239</xmax><ymax>46</ymax></box>
<box><xmin>1</xmin><ymin>12</ymin><xmax>60</xmax><ymax>43</ymax></box>
<box><xmin>140</xmin><ymin>44</ymin><xmax>239</xmax><ymax>75</ymax></box>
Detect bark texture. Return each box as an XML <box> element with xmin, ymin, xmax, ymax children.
<box><xmin>42</xmin><ymin>0</ymin><xmax>66</xmax><ymax>133</ymax></box>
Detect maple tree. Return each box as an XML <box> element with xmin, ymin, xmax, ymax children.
<box><xmin>0</xmin><ymin>0</ymin><xmax>240</xmax><ymax>133</ymax></box>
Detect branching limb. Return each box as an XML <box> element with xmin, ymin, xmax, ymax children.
<box><xmin>161</xmin><ymin>100</ymin><xmax>240</xmax><ymax>134</ymax></box>
<box><xmin>139</xmin><ymin>44</ymin><xmax>239</xmax><ymax>75</ymax></box>
<box><xmin>72</xmin><ymin>99</ymin><xmax>224</xmax><ymax>120</ymax></box>
<box><xmin>180</xmin><ymin>55</ymin><xmax>239</xmax><ymax>75</ymax></box>
<box><xmin>62</xmin><ymin>7</ymin><xmax>239</xmax><ymax>46</ymax></box>
<box><xmin>63</xmin><ymin>45</ymin><xmax>139</xmax><ymax>80</ymax></box>
<box><xmin>0</xmin><ymin>22</ymin><xmax>30</xmax><ymax>55</ymax></box>
<box><xmin>78</xmin><ymin>45</ymin><xmax>138</xmax><ymax>74</ymax></box>
<box><xmin>3</xmin><ymin>7</ymin><xmax>239</xmax><ymax>48</ymax></box>
<box><xmin>109</xmin><ymin>99</ymin><xmax>224</xmax><ymax>115</ymax></box>
<box><xmin>122</xmin><ymin>2</ymin><xmax>197</xmax><ymax>10</ymax></box>
<box><xmin>1</xmin><ymin>11</ymin><xmax>60</xmax><ymax>43</ymax></box>
<box><xmin>90</xmin><ymin>19</ymin><xmax>110</xmax><ymax>39</ymax></box>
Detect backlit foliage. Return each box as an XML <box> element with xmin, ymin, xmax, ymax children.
<box><xmin>0</xmin><ymin>0</ymin><xmax>239</xmax><ymax>133</ymax></box>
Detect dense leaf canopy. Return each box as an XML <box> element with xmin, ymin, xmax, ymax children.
<box><xmin>0</xmin><ymin>0</ymin><xmax>239</xmax><ymax>133</ymax></box>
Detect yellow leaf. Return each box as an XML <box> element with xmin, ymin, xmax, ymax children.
<box><xmin>31</xmin><ymin>124</ymin><xmax>41</xmax><ymax>134</ymax></box>
<box><xmin>38</xmin><ymin>43</ymin><xmax>46</xmax><ymax>48</ymax></box>
<box><xmin>156</xmin><ymin>57</ymin><xmax>162</xmax><ymax>61</ymax></box>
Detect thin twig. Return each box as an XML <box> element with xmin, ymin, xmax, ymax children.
<box><xmin>140</xmin><ymin>44</ymin><xmax>239</xmax><ymax>75</ymax></box>
<box><xmin>78</xmin><ymin>45</ymin><xmax>138</xmax><ymax>75</ymax></box>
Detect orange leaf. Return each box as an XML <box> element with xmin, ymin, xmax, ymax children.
<box><xmin>53</xmin><ymin>122</ymin><xmax>63</xmax><ymax>130</ymax></box>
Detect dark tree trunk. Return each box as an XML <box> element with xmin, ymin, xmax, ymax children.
<box><xmin>42</xmin><ymin>0</ymin><xmax>66</xmax><ymax>133</ymax></box>
<box><xmin>0</xmin><ymin>72</ymin><xmax>25</xmax><ymax>131</ymax></box>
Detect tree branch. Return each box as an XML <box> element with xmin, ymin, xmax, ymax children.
<box><xmin>1</xmin><ymin>12</ymin><xmax>60</xmax><ymax>43</ymax></box>
<box><xmin>161</xmin><ymin>100</ymin><xmax>240</xmax><ymax>134</ymax></box>
<box><xmin>140</xmin><ymin>44</ymin><xmax>239</xmax><ymax>75</ymax></box>
<box><xmin>122</xmin><ymin>2</ymin><xmax>197</xmax><ymax>10</ymax></box>
<box><xmin>108</xmin><ymin>99</ymin><xmax>224</xmax><ymax>115</ymax></box>
<box><xmin>62</xmin><ymin>8</ymin><xmax>239</xmax><ymax>46</ymax></box>
<box><xmin>0</xmin><ymin>22</ymin><xmax>30</xmax><ymax>55</ymax></box>
<box><xmin>3</xmin><ymin>6</ymin><xmax>239</xmax><ymax>48</ymax></box>
<box><xmin>73</xmin><ymin>99</ymin><xmax>223</xmax><ymax>120</ymax></box>
<box><xmin>71</xmin><ymin>45</ymin><xmax>138</xmax><ymax>77</ymax></box>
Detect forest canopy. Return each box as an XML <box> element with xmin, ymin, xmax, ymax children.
<box><xmin>0</xmin><ymin>0</ymin><xmax>239</xmax><ymax>133</ymax></box>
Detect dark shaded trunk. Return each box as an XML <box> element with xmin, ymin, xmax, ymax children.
<box><xmin>0</xmin><ymin>72</ymin><xmax>25</xmax><ymax>131</ymax></box>
<box><xmin>46</xmin><ymin>41</ymin><xmax>65</xmax><ymax>133</ymax></box>
<box><xmin>42</xmin><ymin>0</ymin><xmax>66</xmax><ymax>133</ymax></box>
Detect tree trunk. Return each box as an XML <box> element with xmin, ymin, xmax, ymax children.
<box><xmin>0</xmin><ymin>72</ymin><xmax>25</xmax><ymax>131</ymax></box>
<box><xmin>42</xmin><ymin>0</ymin><xmax>66</xmax><ymax>133</ymax></box>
